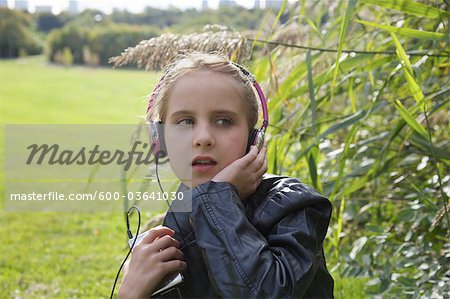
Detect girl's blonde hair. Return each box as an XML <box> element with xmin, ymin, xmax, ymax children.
<box><xmin>148</xmin><ymin>52</ymin><xmax>259</xmax><ymax>131</ymax></box>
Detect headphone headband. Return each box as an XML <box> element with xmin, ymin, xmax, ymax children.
<box><xmin>230</xmin><ymin>62</ymin><xmax>269</xmax><ymax>134</ymax></box>
<box><xmin>147</xmin><ymin>75</ymin><xmax>166</xmax><ymax>114</ymax></box>
<box><xmin>147</xmin><ymin>60</ymin><xmax>269</xmax><ymax>154</ymax></box>
<box><xmin>148</xmin><ymin>62</ymin><xmax>268</xmax><ymax>130</ymax></box>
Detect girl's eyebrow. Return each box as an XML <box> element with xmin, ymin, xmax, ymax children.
<box><xmin>168</xmin><ymin>110</ymin><xmax>194</xmax><ymax>119</ymax></box>
<box><xmin>212</xmin><ymin>110</ymin><xmax>241</xmax><ymax>117</ymax></box>
<box><xmin>169</xmin><ymin>110</ymin><xmax>241</xmax><ymax>118</ymax></box>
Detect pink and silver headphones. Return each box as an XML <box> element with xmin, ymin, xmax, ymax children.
<box><xmin>147</xmin><ymin>61</ymin><xmax>269</xmax><ymax>158</ymax></box>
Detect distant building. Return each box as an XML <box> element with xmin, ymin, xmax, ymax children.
<box><xmin>15</xmin><ymin>0</ymin><xmax>28</xmax><ymax>11</ymax></box>
<box><xmin>254</xmin><ymin>0</ymin><xmax>260</xmax><ymax>9</ymax></box>
<box><xmin>219</xmin><ymin>0</ymin><xmax>237</xmax><ymax>8</ymax></box>
<box><xmin>0</xmin><ymin>0</ymin><xmax>8</xmax><ymax>8</ymax></box>
<box><xmin>68</xmin><ymin>0</ymin><xmax>78</xmax><ymax>15</ymax></box>
<box><xmin>35</xmin><ymin>5</ymin><xmax>52</xmax><ymax>13</ymax></box>
<box><xmin>202</xmin><ymin>0</ymin><xmax>208</xmax><ymax>10</ymax></box>
<box><xmin>266</xmin><ymin>0</ymin><xmax>283</xmax><ymax>9</ymax></box>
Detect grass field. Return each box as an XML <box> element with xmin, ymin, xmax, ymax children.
<box><xmin>0</xmin><ymin>56</ymin><xmax>368</xmax><ymax>298</ymax></box>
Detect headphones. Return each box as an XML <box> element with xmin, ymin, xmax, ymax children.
<box><xmin>147</xmin><ymin>61</ymin><xmax>269</xmax><ymax>159</ymax></box>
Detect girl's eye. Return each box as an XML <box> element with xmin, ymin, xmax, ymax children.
<box><xmin>176</xmin><ymin>119</ymin><xmax>194</xmax><ymax>126</ymax></box>
<box><xmin>216</xmin><ymin>118</ymin><xmax>233</xmax><ymax>126</ymax></box>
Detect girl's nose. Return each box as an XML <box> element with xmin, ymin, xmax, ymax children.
<box><xmin>193</xmin><ymin>123</ymin><xmax>214</xmax><ymax>149</ymax></box>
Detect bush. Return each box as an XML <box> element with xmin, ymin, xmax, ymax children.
<box><xmin>60</xmin><ymin>47</ymin><xmax>74</xmax><ymax>65</ymax></box>
<box><xmin>35</xmin><ymin>12</ymin><xmax>67</xmax><ymax>33</ymax></box>
<box><xmin>0</xmin><ymin>8</ymin><xmax>43</xmax><ymax>58</ymax></box>
<box><xmin>86</xmin><ymin>24</ymin><xmax>160</xmax><ymax>65</ymax></box>
<box><xmin>47</xmin><ymin>25</ymin><xmax>88</xmax><ymax>64</ymax></box>
<box><xmin>47</xmin><ymin>23</ymin><xmax>160</xmax><ymax>66</ymax></box>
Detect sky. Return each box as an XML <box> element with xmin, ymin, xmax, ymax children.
<box><xmin>4</xmin><ymin>0</ymin><xmax>266</xmax><ymax>14</ymax></box>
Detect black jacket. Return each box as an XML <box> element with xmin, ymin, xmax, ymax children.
<box><xmin>161</xmin><ymin>174</ymin><xmax>334</xmax><ymax>298</ymax></box>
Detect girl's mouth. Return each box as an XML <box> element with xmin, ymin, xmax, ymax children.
<box><xmin>192</xmin><ymin>156</ymin><xmax>217</xmax><ymax>172</ymax></box>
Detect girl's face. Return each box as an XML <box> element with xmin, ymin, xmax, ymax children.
<box><xmin>164</xmin><ymin>70</ymin><xmax>249</xmax><ymax>188</ymax></box>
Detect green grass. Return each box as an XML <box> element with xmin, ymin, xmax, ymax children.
<box><xmin>0</xmin><ymin>212</ymin><xmax>127</xmax><ymax>298</ymax></box>
<box><xmin>334</xmin><ymin>275</ymin><xmax>370</xmax><ymax>298</ymax></box>
<box><xmin>0</xmin><ymin>56</ymin><xmax>159</xmax><ymax>298</ymax></box>
<box><xmin>0</xmin><ymin>56</ymin><xmax>369</xmax><ymax>298</ymax></box>
<box><xmin>0</xmin><ymin>56</ymin><xmax>152</xmax><ymax>124</ymax></box>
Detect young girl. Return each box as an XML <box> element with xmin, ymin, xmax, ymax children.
<box><xmin>118</xmin><ymin>52</ymin><xmax>334</xmax><ymax>298</ymax></box>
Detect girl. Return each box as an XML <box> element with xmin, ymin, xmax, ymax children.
<box><xmin>118</xmin><ymin>52</ymin><xmax>334</xmax><ymax>298</ymax></box>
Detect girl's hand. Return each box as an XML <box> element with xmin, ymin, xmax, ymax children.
<box><xmin>118</xmin><ymin>226</ymin><xmax>186</xmax><ymax>299</ymax></box>
<box><xmin>212</xmin><ymin>146</ymin><xmax>268</xmax><ymax>200</ymax></box>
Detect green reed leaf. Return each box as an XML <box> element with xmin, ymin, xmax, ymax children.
<box><xmin>391</xmin><ymin>32</ymin><xmax>427</xmax><ymax>111</ymax></box>
<box><xmin>360</xmin><ymin>0</ymin><xmax>450</xmax><ymax>18</ymax></box>
<box><xmin>394</xmin><ymin>100</ymin><xmax>428</xmax><ymax>138</ymax></box>
<box><xmin>356</xmin><ymin>20</ymin><xmax>450</xmax><ymax>41</ymax></box>
<box><xmin>332</xmin><ymin>0</ymin><xmax>358</xmax><ymax>90</ymax></box>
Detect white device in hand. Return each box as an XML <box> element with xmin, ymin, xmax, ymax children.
<box><xmin>128</xmin><ymin>231</ymin><xmax>184</xmax><ymax>297</ymax></box>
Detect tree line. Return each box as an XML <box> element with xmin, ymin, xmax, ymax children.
<box><xmin>0</xmin><ymin>5</ymin><xmax>273</xmax><ymax>65</ymax></box>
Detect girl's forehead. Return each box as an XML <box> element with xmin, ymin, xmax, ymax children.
<box><xmin>167</xmin><ymin>71</ymin><xmax>247</xmax><ymax>112</ymax></box>
<box><xmin>173</xmin><ymin>70</ymin><xmax>240</xmax><ymax>88</ymax></box>
<box><xmin>170</xmin><ymin>71</ymin><xmax>243</xmax><ymax>99</ymax></box>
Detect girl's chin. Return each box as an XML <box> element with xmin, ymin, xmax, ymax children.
<box><xmin>181</xmin><ymin>177</ymin><xmax>214</xmax><ymax>189</ymax></box>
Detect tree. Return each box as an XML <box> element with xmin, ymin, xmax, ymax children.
<box><xmin>47</xmin><ymin>25</ymin><xmax>88</xmax><ymax>64</ymax></box>
<box><xmin>35</xmin><ymin>12</ymin><xmax>65</xmax><ymax>33</ymax></box>
<box><xmin>0</xmin><ymin>8</ymin><xmax>42</xmax><ymax>58</ymax></box>
<box><xmin>87</xmin><ymin>24</ymin><xmax>160</xmax><ymax>65</ymax></box>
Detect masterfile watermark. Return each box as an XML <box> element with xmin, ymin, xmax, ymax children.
<box><xmin>9</xmin><ymin>191</ymin><xmax>184</xmax><ymax>201</ymax></box>
<box><xmin>5</xmin><ymin>124</ymin><xmax>192</xmax><ymax>212</ymax></box>
<box><xmin>26</xmin><ymin>141</ymin><xmax>156</xmax><ymax>171</ymax></box>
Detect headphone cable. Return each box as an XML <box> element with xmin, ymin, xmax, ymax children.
<box><xmin>110</xmin><ymin>153</ymin><xmax>186</xmax><ymax>298</ymax></box>
<box><xmin>155</xmin><ymin>156</ymin><xmax>184</xmax><ymax>240</ymax></box>
<box><xmin>109</xmin><ymin>205</ymin><xmax>141</xmax><ymax>299</ymax></box>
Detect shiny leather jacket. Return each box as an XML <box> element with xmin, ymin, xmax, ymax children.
<box><xmin>161</xmin><ymin>174</ymin><xmax>334</xmax><ymax>298</ymax></box>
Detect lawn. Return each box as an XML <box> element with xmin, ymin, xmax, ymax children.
<box><xmin>0</xmin><ymin>56</ymin><xmax>368</xmax><ymax>298</ymax></box>
<box><xmin>0</xmin><ymin>56</ymin><xmax>159</xmax><ymax>298</ymax></box>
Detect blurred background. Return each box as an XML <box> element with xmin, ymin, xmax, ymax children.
<box><xmin>1</xmin><ymin>0</ymin><xmax>449</xmax><ymax>298</ymax></box>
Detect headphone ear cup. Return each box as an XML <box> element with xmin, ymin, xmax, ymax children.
<box><xmin>150</xmin><ymin>121</ymin><xmax>167</xmax><ymax>160</ymax></box>
<box><xmin>158</xmin><ymin>124</ymin><xmax>167</xmax><ymax>159</ymax></box>
<box><xmin>246</xmin><ymin>128</ymin><xmax>259</xmax><ymax>154</ymax></box>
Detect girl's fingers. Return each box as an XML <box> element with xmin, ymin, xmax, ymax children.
<box><xmin>123</xmin><ymin>260</ymin><xmax>130</xmax><ymax>276</ymax></box>
<box><xmin>152</xmin><ymin>234</ymin><xmax>180</xmax><ymax>252</ymax></box>
<box><xmin>141</xmin><ymin>226</ymin><xmax>175</xmax><ymax>244</ymax></box>
<box><xmin>256</xmin><ymin>147</ymin><xmax>267</xmax><ymax>168</ymax></box>
<box><xmin>158</xmin><ymin>246</ymin><xmax>184</xmax><ymax>262</ymax></box>
<box><xmin>240</xmin><ymin>145</ymin><xmax>258</xmax><ymax>166</ymax></box>
<box><xmin>257</xmin><ymin>155</ymin><xmax>268</xmax><ymax>177</ymax></box>
<box><xmin>251</xmin><ymin>150</ymin><xmax>267</xmax><ymax>188</ymax></box>
<box><xmin>248</xmin><ymin>147</ymin><xmax>266</xmax><ymax>173</ymax></box>
<box><xmin>163</xmin><ymin>259</ymin><xmax>187</xmax><ymax>273</ymax></box>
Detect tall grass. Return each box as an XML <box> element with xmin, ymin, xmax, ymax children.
<box><xmin>0</xmin><ymin>55</ymin><xmax>369</xmax><ymax>299</ymax></box>
<box><xmin>250</xmin><ymin>0</ymin><xmax>449</xmax><ymax>296</ymax></box>
<box><xmin>1</xmin><ymin>0</ymin><xmax>448</xmax><ymax>296</ymax></box>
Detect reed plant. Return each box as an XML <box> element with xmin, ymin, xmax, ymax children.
<box><xmin>112</xmin><ymin>1</ymin><xmax>449</xmax><ymax>296</ymax></box>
